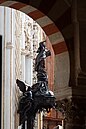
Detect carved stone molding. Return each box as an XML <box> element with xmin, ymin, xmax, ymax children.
<box><xmin>21</xmin><ymin>48</ymin><xmax>33</xmax><ymax>57</ymax></box>
<box><xmin>15</xmin><ymin>10</ymin><xmax>22</xmax><ymax>38</ymax></box>
<box><xmin>24</xmin><ymin>18</ymin><xmax>33</xmax><ymax>51</ymax></box>
<box><xmin>6</xmin><ymin>42</ymin><xmax>14</xmax><ymax>49</ymax></box>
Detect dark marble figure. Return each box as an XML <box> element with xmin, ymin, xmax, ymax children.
<box><xmin>16</xmin><ymin>41</ymin><xmax>55</xmax><ymax>129</ymax></box>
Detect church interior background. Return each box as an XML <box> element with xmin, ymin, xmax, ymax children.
<box><xmin>0</xmin><ymin>0</ymin><xmax>86</xmax><ymax>129</ymax></box>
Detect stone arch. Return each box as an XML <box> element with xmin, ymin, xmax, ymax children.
<box><xmin>0</xmin><ymin>0</ymin><xmax>70</xmax><ymax>99</ymax></box>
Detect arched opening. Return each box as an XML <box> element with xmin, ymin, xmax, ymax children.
<box><xmin>0</xmin><ymin>1</ymin><xmax>70</xmax><ymax>129</ymax></box>
<box><xmin>0</xmin><ymin>0</ymin><xmax>70</xmax><ymax>98</ymax></box>
<box><xmin>0</xmin><ymin>6</ymin><xmax>55</xmax><ymax>129</ymax></box>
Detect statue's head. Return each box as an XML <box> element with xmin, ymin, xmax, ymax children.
<box><xmin>37</xmin><ymin>41</ymin><xmax>46</xmax><ymax>52</ymax></box>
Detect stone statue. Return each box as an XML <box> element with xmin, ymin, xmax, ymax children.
<box><xmin>16</xmin><ymin>41</ymin><xmax>55</xmax><ymax>129</ymax></box>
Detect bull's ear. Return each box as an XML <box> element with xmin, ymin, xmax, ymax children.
<box><xmin>16</xmin><ymin>79</ymin><xmax>26</xmax><ymax>93</ymax></box>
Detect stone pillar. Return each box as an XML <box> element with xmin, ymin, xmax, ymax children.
<box><xmin>68</xmin><ymin>1</ymin><xmax>86</xmax><ymax>128</ymax></box>
<box><xmin>4</xmin><ymin>7</ymin><xmax>12</xmax><ymax>129</ymax></box>
<box><xmin>0</xmin><ymin>6</ymin><xmax>5</xmax><ymax>129</ymax></box>
<box><xmin>76</xmin><ymin>0</ymin><xmax>86</xmax><ymax>87</ymax></box>
<box><xmin>71</xmin><ymin>0</ymin><xmax>86</xmax><ymax>87</ymax></box>
<box><xmin>76</xmin><ymin>1</ymin><xmax>86</xmax><ymax>74</ymax></box>
<box><xmin>15</xmin><ymin>10</ymin><xmax>22</xmax><ymax>129</ymax></box>
<box><xmin>71</xmin><ymin>0</ymin><xmax>81</xmax><ymax>86</ymax></box>
<box><xmin>21</xmin><ymin>13</ymin><xmax>25</xmax><ymax>81</ymax></box>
